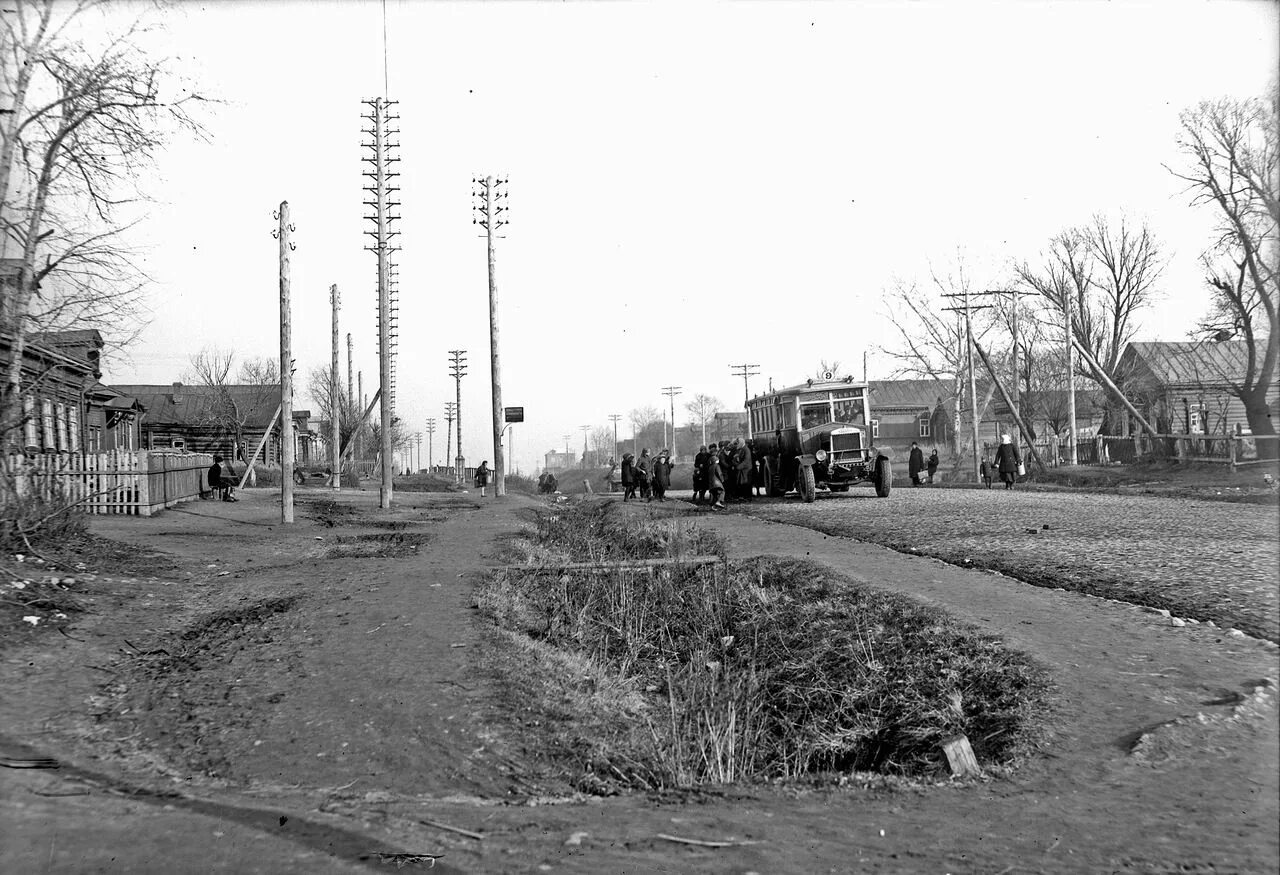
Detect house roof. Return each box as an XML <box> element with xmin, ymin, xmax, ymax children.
<box><xmin>112</xmin><ymin>383</ymin><xmax>281</xmax><ymax>428</ymax></box>
<box><xmin>868</xmin><ymin>379</ymin><xmax>951</xmax><ymax>411</ymax></box>
<box><xmin>1122</xmin><ymin>341</ymin><xmax>1270</xmax><ymax>388</ymax></box>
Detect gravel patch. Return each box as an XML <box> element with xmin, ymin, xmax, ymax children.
<box><xmin>732</xmin><ymin>489</ymin><xmax>1280</xmax><ymax>642</ymax></box>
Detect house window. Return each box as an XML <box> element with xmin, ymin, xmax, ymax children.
<box><xmin>41</xmin><ymin>399</ymin><xmax>55</xmax><ymax>450</ymax></box>
<box><xmin>171</xmin><ymin>438</ymin><xmax>186</xmax><ymax>451</ymax></box>
<box><xmin>56</xmin><ymin>403</ymin><xmax>69</xmax><ymax>451</ymax></box>
<box><xmin>23</xmin><ymin>396</ymin><xmax>37</xmax><ymax>448</ymax></box>
<box><xmin>918</xmin><ymin>417</ymin><xmax>931</xmax><ymax>438</ymax></box>
<box><xmin>871</xmin><ymin>419</ymin><xmax>880</xmax><ymax>438</ymax></box>
<box><xmin>68</xmin><ymin>405</ymin><xmax>80</xmax><ymax>452</ymax></box>
<box><xmin>88</xmin><ymin>426</ymin><xmax>102</xmax><ymax>453</ymax></box>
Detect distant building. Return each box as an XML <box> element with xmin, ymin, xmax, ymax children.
<box><xmin>543</xmin><ymin>449</ymin><xmax>577</xmax><ymax>471</ymax></box>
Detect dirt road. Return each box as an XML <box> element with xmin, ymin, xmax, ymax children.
<box><xmin>2</xmin><ymin>488</ymin><xmax>1277</xmax><ymax>873</ymax></box>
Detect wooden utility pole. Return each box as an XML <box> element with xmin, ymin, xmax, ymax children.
<box><xmin>661</xmin><ymin>386</ymin><xmax>682</xmax><ymax>454</ymax></box>
<box><xmin>426</xmin><ymin>417</ymin><xmax>436</xmax><ymax>470</ymax></box>
<box><xmin>942</xmin><ymin>291</ymin><xmax>991</xmax><ymax>480</ymax></box>
<box><xmin>413</xmin><ymin>432</ymin><xmax>422</xmax><ymax>473</ymax></box>
<box><xmin>580</xmin><ymin>424</ymin><xmax>590</xmax><ymax>467</ymax></box>
<box><xmin>362</xmin><ymin>96</ymin><xmax>401</xmax><ymax>509</ymax></box>
<box><xmin>346</xmin><ymin>332</ymin><xmax>354</xmax><ymax>414</ymax></box>
<box><xmin>978</xmin><ymin>289</ymin><xmax>1034</xmax><ymax>459</ymax></box>
<box><xmin>357</xmin><ymin>371</ymin><xmax>364</xmax><ymax>465</ymax></box>
<box><xmin>973</xmin><ymin>339</ymin><xmax>1045</xmax><ymax>470</ymax></box>
<box><xmin>448</xmin><ymin>350</ymin><xmax>467</xmax><ymax>482</ymax></box>
<box><xmin>444</xmin><ymin>401</ymin><xmax>456</xmax><ymax>478</ymax></box>
<box><xmin>729</xmin><ymin>364</ymin><xmax>760</xmax><ymax>438</ymax></box>
<box><xmin>474</xmin><ymin>175</ymin><xmax>509</xmax><ymax>497</ymax></box>
<box><xmin>608</xmin><ymin>413</ymin><xmax>621</xmax><ymax>460</ymax></box>
<box><xmin>1064</xmin><ymin>292</ymin><xmax>1079</xmax><ymax>465</ymax></box>
<box><xmin>330</xmin><ymin>284</ymin><xmax>341</xmax><ymax>490</ymax></box>
<box><xmin>274</xmin><ymin>201</ymin><xmax>295</xmax><ymax>523</ymax></box>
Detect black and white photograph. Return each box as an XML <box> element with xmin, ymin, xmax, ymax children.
<box><xmin>2</xmin><ymin>0</ymin><xmax>1277</xmax><ymax>871</ymax></box>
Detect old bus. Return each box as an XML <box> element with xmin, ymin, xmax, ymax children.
<box><xmin>746</xmin><ymin>374</ymin><xmax>892</xmax><ymax>501</ymax></box>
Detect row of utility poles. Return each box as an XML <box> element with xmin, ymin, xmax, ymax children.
<box><xmin>269</xmin><ymin>98</ymin><xmax>512</xmax><ymax>523</ymax></box>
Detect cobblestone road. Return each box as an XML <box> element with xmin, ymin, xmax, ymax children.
<box><xmin>724</xmin><ymin>488</ymin><xmax>1280</xmax><ymax>642</ymax></box>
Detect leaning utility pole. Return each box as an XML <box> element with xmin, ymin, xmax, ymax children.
<box><xmin>942</xmin><ymin>291</ymin><xmax>991</xmax><ymax>480</ymax></box>
<box><xmin>425</xmin><ymin>418</ymin><xmax>436</xmax><ymax>470</ymax></box>
<box><xmin>448</xmin><ymin>350</ymin><xmax>467</xmax><ymax>482</ymax></box>
<box><xmin>661</xmin><ymin>386</ymin><xmax>682</xmax><ymax>455</ymax></box>
<box><xmin>473</xmin><ymin>175</ymin><xmax>509</xmax><ymax>497</ymax></box>
<box><xmin>361</xmin><ymin>96</ymin><xmax>401</xmax><ymax>509</ymax></box>
<box><xmin>274</xmin><ymin>201</ymin><xmax>295</xmax><ymax>524</ymax></box>
<box><xmin>444</xmin><ymin>402</ymin><xmax>456</xmax><ymax>478</ymax></box>
<box><xmin>729</xmin><ymin>364</ymin><xmax>760</xmax><ymax>438</ymax></box>
<box><xmin>979</xmin><ymin>289</ymin><xmax>1034</xmax><ymax>459</ymax></box>
<box><xmin>329</xmin><ymin>284</ymin><xmax>341</xmax><ymax>490</ymax></box>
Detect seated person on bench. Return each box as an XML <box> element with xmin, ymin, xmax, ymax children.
<box><xmin>208</xmin><ymin>455</ymin><xmax>239</xmax><ymax>502</ymax></box>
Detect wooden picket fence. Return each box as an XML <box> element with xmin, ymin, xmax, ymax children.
<box><xmin>3</xmin><ymin>450</ymin><xmax>215</xmax><ymax>517</ymax></box>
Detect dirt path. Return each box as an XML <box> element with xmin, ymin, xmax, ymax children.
<box><xmin>3</xmin><ymin>490</ymin><xmax>1277</xmax><ymax>873</ymax></box>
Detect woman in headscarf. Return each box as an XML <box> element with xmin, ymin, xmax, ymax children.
<box><xmin>926</xmin><ymin>449</ymin><xmax>939</xmax><ymax>484</ymax></box>
<box><xmin>651</xmin><ymin>449</ymin><xmax>674</xmax><ymax>502</ymax></box>
<box><xmin>706</xmin><ymin>442</ymin><xmax>726</xmax><ymax>509</ymax></box>
<box><xmin>692</xmin><ymin>445</ymin><xmax>710</xmax><ymax>505</ymax></box>
<box><xmin>993</xmin><ymin>434</ymin><xmax>1021</xmax><ymax>490</ymax></box>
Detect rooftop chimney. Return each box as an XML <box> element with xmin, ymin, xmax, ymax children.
<box><xmin>171</xmin><ymin>381</ymin><xmax>184</xmax><ymax>403</ymax></box>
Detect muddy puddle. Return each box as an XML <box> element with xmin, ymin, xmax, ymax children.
<box><xmin>326</xmin><ymin>532</ymin><xmax>431</xmax><ymax>558</ymax></box>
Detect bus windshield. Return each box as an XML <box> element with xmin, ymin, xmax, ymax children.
<box><xmin>800</xmin><ymin>403</ymin><xmax>830</xmax><ymax>430</ymax></box>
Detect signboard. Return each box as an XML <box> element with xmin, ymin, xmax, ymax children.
<box><xmin>504</xmin><ymin>406</ymin><xmax>524</xmax><ymax>423</ymax></box>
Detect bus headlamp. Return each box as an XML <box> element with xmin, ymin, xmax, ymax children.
<box><xmin>815</xmin><ymin>449</ymin><xmax>828</xmax><ymax>462</ymax></box>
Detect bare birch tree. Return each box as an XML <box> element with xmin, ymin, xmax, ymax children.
<box><xmin>1</xmin><ymin>0</ymin><xmax>206</xmax><ymax>441</ymax></box>
<box><xmin>1170</xmin><ymin>92</ymin><xmax>1278</xmax><ymax>451</ymax></box>
<box><xmin>185</xmin><ymin>347</ymin><xmax>278</xmax><ymax>462</ymax></box>
<box><xmin>684</xmin><ymin>392</ymin><xmax>722</xmax><ymax>446</ymax></box>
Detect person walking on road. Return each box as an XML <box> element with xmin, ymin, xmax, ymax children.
<box><xmin>979</xmin><ymin>456</ymin><xmax>994</xmax><ymax>489</ymax></box>
<box><xmin>734</xmin><ymin>438</ymin><xmax>753</xmax><ymax>502</ymax></box>
<box><xmin>621</xmin><ymin>453</ymin><xmax>636</xmax><ymax>501</ymax></box>
<box><xmin>474</xmin><ymin>461</ymin><xmax>491</xmax><ymax>497</ymax></box>
<box><xmin>993</xmin><ymin>435</ymin><xmax>1021</xmax><ymax>490</ymax></box>
<box><xmin>908</xmin><ymin>442</ymin><xmax>925</xmax><ymax>487</ymax></box>
<box><xmin>927</xmin><ymin>449</ymin><xmax>939</xmax><ymax>485</ymax></box>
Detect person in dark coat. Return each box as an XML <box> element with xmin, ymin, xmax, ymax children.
<box><xmin>706</xmin><ymin>442</ymin><xmax>726</xmax><ymax>509</ymax></box>
<box><xmin>474</xmin><ymin>461</ymin><xmax>491</xmax><ymax>497</ymax></box>
<box><xmin>979</xmin><ymin>457</ymin><xmax>994</xmax><ymax>489</ymax></box>
<box><xmin>908</xmin><ymin>442</ymin><xmax>925</xmax><ymax>487</ymax></box>
<box><xmin>926</xmin><ymin>449</ymin><xmax>939</xmax><ymax>485</ymax></box>
<box><xmin>993</xmin><ymin>434</ymin><xmax>1021</xmax><ymax>490</ymax></box>
<box><xmin>621</xmin><ymin>453</ymin><xmax>636</xmax><ymax>501</ymax></box>
<box><xmin>651</xmin><ymin>449</ymin><xmax>674</xmax><ymax>501</ymax></box>
<box><xmin>734</xmin><ymin>438</ymin><xmax>753</xmax><ymax>502</ymax></box>
<box><xmin>692</xmin><ymin>445</ymin><xmax>710</xmax><ymax>504</ymax></box>
<box><xmin>635</xmin><ymin>449</ymin><xmax>653</xmax><ymax>501</ymax></box>
<box><xmin>207</xmin><ymin>455</ymin><xmax>238</xmax><ymax>501</ymax></box>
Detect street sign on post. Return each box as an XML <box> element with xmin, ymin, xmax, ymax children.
<box><xmin>504</xmin><ymin>407</ymin><xmax>523</xmax><ymax>423</ymax></box>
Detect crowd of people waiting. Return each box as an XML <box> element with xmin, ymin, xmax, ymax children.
<box><xmin>615</xmin><ymin>438</ymin><xmax>762</xmax><ymax>510</ymax></box>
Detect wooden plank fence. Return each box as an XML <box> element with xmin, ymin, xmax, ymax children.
<box><xmin>4</xmin><ymin>450</ymin><xmax>214</xmax><ymax>517</ymax></box>
<box><xmin>993</xmin><ymin>434</ymin><xmax>1280</xmax><ymax>469</ymax></box>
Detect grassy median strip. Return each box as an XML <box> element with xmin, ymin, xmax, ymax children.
<box><xmin>479</xmin><ymin>501</ymin><xmax>1051</xmax><ymax>791</ymax></box>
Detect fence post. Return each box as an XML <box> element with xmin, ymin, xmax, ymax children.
<box><xmin>137</xmin><ymin>450</ymin><xmax>151</xmax><ymax>517</ymax></box>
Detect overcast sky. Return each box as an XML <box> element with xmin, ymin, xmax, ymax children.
<box><xmin>101</xmin><ymin>0</ymin><xmax>1278</xmax><ymax>474</ymax></box>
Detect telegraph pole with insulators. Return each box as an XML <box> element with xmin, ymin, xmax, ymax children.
<box><xmin>473</xmin><ymin>175</ymin><xmax>509</xmax><ymax>497</ymax></box>
<box><xmin>414</xmin><ymin>431</ymin><xmax>422</xmax><ymax>473</ymax></box>
<box><xmin>346</xmin><ymin>332</ymin><xmax>354</xmax><ymax>414</ymax></box>
<box><xmin>580</xmin><ymin>424</ymin><xmax>590</xmax><ymax>467</ymax></box>
<box><xmin>273</xmin><ymin>201</ymin><xmax>295</xmax><ymax>523</ymax></box>
<box><xmin>729</xmin><ymin>364</ymin><xmax>760</xmax><ymax>438</ymax></box>
<box><xmin>444</xmin><ymin>401</ymin><xmax>456</xmax><ymax>479</ymax></box>
<box><xmin>661</xmin><ymin>386</ymin><xmax>682</xmax><ymax>455</ymax></box>
<box><xmin>942</xmin><ymin>291</ymin><xmax>991</xmax><ymax>480</ymax></box>
<box><xmin>448</xmin><ymin>350</ymin><xmax>467</xmax><ymax>483</ymax></box>
<box><xmin>361</xmin><ymin>96</ymin><xmax>401</xmax><ymax>509</ymax></box>
<box><xmin>329</xmin><ymin>284</ymin><xmax>341</xmax><ymax>490</ymax></box>
<box><xmin>426</xmin><ymin>417</ymin><xmax>436</xmax><ymax>470</ymax></box>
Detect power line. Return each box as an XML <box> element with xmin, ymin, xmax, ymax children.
<box><xmin>729</xmin><ymin>364</ymin><xmax>760</xmax><ymax>438</ymax></box>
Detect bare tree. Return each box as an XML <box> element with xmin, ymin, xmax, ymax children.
<box><xmin>812</xmin><ymin>359</ymin><xmax>843</xmax><ymax>378</ymax></box>
<box><xmin>684</xmin><ymin>393</ymin><xmax>722</xmax><ymax>446</ymax></box>
<box><xmin>1016</xmin><ymin>218</ymin><xmax>1163</xmax><ymax>433</ymax></box>
<box><xmin>185</xmin><ymin>348</ymin><xmax>278</xmax><ymax>462</ymax></box>
<box><xmin>1170</xmin><ymin>92</ymin><xmax>1278</xmax><ymax>451</ymax></box>
<box><xmin>306</xmin><ymin>365</ymin><xmax>364</xmax><ymax>457</ymax></box>
<box><xmin>1</xmin><ymin>0</ymin><xmax>206</xmax><ymax>441</ymax></box>
<box><xmin>879</xmin><ymin>258</ymin><xmax>1000</xmax><ymax>454</ymax></box>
